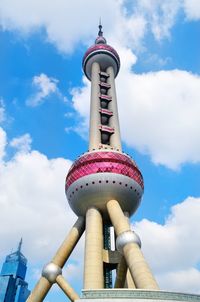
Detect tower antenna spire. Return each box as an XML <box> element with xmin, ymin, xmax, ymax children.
<box><xmin>98</xmin><ymin>17</ymin><xmax>103</xmax><ymax>36</ymax></box>
<box><xmin>17</xmin><ymin>238</ymin><xmax>22</xmax><ymax>253</ymax></box>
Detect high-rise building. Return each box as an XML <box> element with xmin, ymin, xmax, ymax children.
<box><xmin>0</xmin><ymin>239</ymin><xmax>30</xmax><ymax>302</ymax></box>
<box><xmin>27</xmin><ymin>25</ymin><xmax>200</xmax><ymax>302</ymax></box>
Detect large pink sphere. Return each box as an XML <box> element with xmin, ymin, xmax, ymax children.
<box><xmin>65</xmin><ymin>151</ymin><xmax>144</xmax><ymax>218</ymax></box>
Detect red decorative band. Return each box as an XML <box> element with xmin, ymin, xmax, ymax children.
<box><xmin>99</xmin><ymin>125</ymin><xmax>114</xmax><ymax>133</ymax></box>
<box><xmin>99</xmin><ymin>94</ymin><xmax>112</xmax><ymax>101</ymax></box>
<box><xmin>66</xmin><ymin>152</ymin><xmax>144</xmax><ymax>190</ymax></box>
<box><xmin>99</xmin><ymin>108</ymin><xmax>113</xmax><ymax>116</ymax></box>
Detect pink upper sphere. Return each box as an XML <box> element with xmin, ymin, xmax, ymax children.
<box><xmin>82</xmin><ymin>44</ymin><xmax>120</xmax><ymax>80</ymax></box>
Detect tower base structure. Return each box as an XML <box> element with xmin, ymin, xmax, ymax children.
<box><xmin>78</xmin><ymin>289</ymin><xmax>200</xmax><ymax>302</ymax></box>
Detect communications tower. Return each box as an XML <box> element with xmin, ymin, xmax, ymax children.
<box><xmin>27</xmin><ymin>25</ymin><xmax>200</xmax><ymax>302</ymax></box>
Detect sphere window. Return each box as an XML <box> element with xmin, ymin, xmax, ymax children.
<box><xmin>100</xmin><ymin>88</ymin><xmax>107</xmax><ymax>94</ymax></box>
<box><xmin>101</xmin><ymin>100</ymin><xmax>108</xmax><ymax>109</ymax></box>
<box><xmin>101</xmin><ymin>132</ymin><xmax>111</xmax><ymax>145</ymax></box>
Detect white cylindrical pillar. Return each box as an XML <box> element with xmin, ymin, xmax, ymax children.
<box><xmin>89</xmin><ymin>62</ymin><xmax>101</xmax><ymax>151</ymax></box>
<box><xmin>84</xmin><ymin>207</ymin><xmax>104</xmax><ymax>288</ymax></box>
<box><xmin>106</xmin><ymin>66</ymin><xmax>122</xmax><ymax>151</ymax></box>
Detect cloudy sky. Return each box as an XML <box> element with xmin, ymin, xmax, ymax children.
<box><xmin>0</xmin><ymin>0</ymin><xmax>200</xmax><ymax>301</ymax></box>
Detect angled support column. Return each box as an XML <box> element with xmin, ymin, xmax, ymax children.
<box><xmin>107</xmin><ymin>200</ymin><xmax>159</xmax><ymax>290</ymax></box>
<box><xmin>52</xmin><ymin>216</ymin><xmax>85</xmax><ymax>267</ymax></box>
<box><xmin>123</xmin><ymin>212</ymin><xmax>136</xmax><ymax>288</ymax></box>
<box><xmin>26</xmin><ymin>277</ymin><xmax>52</xmax><ymax>302</ymax></box>
<box><xmin>125</xmin><ymin>269</ymin><xmax>136</xmax><ymax>288</ymax></box>
<box><xmin>27</xmin><ymin>217</ymin><xmax>85</xmax><ymax>302</ymax></box>
<box><xmin>56</xmin><ymin>275</ymin><xmax>79</xmax><ymax>301</ymax></box>
<box><xmin>84</xmin><ymin>207</ymin><xmax>104</xmax><ymax>289</ymax></box>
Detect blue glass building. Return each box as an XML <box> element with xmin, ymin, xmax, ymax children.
<box><xmin>0</xmin><ymin>239</ymin><xmax>30</xmax><ymax>302</ymax></box>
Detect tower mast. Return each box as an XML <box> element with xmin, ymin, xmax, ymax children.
<box><xmin>83</xmin><ymin>25</ymin><xmax>122</xmax><ymax>152</ymax></box>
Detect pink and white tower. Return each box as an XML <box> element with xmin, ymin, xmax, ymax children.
<box><xmin>27</xmin><ymin>23</ymin><xmax>158</xmax><ymax>302</ymax></box>
<box><xmin>65</xmin><ymin>24</ymin><xmax>158</xmax><ymax>291</ymax></box>
<box><xmin>27</xmin><ymin>25</ymin><xmax>199</xmax><ymax>302</ymax></box>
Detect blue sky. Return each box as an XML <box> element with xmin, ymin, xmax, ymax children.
<box><xmin>0</xmin><ymin>1</ymin><xmax>200</xmax><ymax>301</ymax></box>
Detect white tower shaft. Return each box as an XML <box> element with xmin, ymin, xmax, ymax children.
<box><xmin>89</xmin><ymin>63</ymin><xmax>122</xmax><ymax>151</ymax></box>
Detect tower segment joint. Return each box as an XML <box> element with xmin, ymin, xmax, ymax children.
<box><xmin>42</xmin><ymin>262</ymin><xmax>62</xmax><ymax>283</ymax></box>
<box><xmin>116</xmin><ymin>231</ymin><xmax>141</xmax><ymax>254</ymax></box>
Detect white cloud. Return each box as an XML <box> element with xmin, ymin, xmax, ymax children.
<box><xmin>0</xmin><ymin>0</ymin><xmax>199</xmax><ymax>54</ymax></box>
<box><xmin>118</xmin><ymin>69</ymin><xmax>200</xmax><ymax>170</ymax></box>
<box><xmin>126</xmin><ymin>0</ymin><xmax>181</xmax><ymax>41</ymax></box>
<box><xmin>0</xmin><ymin>0</ymin><xmax>123</xmax><ymax>53</ymax></box>
<box><xmin>133</xmin><ymin>196</ymin><xmax>200</xmax><ymax>293</ymax></box>
<box><xmin>183</xmin><ymin>0</ymin><xmax>200</xmax><ymax>20</ymax></box>
<box><xmin>10</xmin><ymin>133</ymin><xmax>32</xmax><ymax>153</ymax></box>
<box><xmin>0</xmin><ymin>127</ymin><xmax>7</xmax><ymax>161</ymax></box>
<box><xmin>71</xmin><ymin>46</ymin><xmax>200</xmax><ymax>170</ymax></box>
<box><xmin>26</xmin><ymin>73</ymin><xmax>58</xmax><ymax>107</ymax></box>
<box><xmin>157</xmin><ymin>268</ymin><xmax>200</xmax><ymax>294</ymax></box>
<box><xmin>0</xmin><ymin>129</ymin><xmax>76</xmax><ymax>264</ymax></box>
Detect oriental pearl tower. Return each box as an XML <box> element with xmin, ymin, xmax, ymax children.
<box><xmin>27</xmin><ymin>25</ymin><xmax>200</xmax><ymax>302</ymax></box>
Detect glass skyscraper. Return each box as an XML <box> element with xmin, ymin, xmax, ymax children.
<box><xmin>0</xmin><ymin>239</ymin><xmax>30</xmax><ymax>302</ymax></box>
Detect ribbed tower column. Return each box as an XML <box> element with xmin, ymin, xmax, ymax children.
<box><xmin>107</xmin><ymin>66</ymin><xmax>122</xmax><ymax>151</ymax></box>
<box><xmin>89</xmin><ymin>62</ymin><xmax>101</xmax><ymax>151</ymax></box>
<box><xmin>84</xmin><ymin>207</ymin><xmax>104</xmax><ymax>289</ymax></box>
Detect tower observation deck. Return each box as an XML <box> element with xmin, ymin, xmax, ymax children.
<box><xmin>27</xmin><ymin>25</ymin><xmax>200</xmax><ymax>302</ymax></box>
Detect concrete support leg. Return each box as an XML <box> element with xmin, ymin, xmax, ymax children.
<box><xmin>114</xmin><ymin>256</ymin><xmax>127</xmax><ymax>288</ymax></box>
<box><xmin>107</xmin><ymin>200</ymin><xmax>159</xmax><ymax>290</ymax></box>
<box><xmin>56</xmin><ymin>275</ymin><xmax>79</xmax><ymax>301</ymax></box>
<box><xmin>26</xmin><ymin>277</ymin><xmax>51</xmax><ymax>302</ymax></box>
<box><xmin>27</xmin><ymin>217</ymin><xmax>85</xmax><ymax>302</ymax></box>
<box><xmin>52</xmin><ymin>216</ymin><xmax>85</xmax><ymax>267</ymax></box>
<box><xmin>125</xmin><ymin>269</ymin><xmax>136</xmax><ymax>288</ymax></box>
<box><xmin>84</xmin><ymin>207</ymin><xmax>104</xmax><ymax>289</ymax></box>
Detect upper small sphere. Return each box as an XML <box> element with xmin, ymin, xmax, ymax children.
<box><xmin>83</xmin><ymin>25</ymin><xmax>120</xmax><ymax>80</ymax></box>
